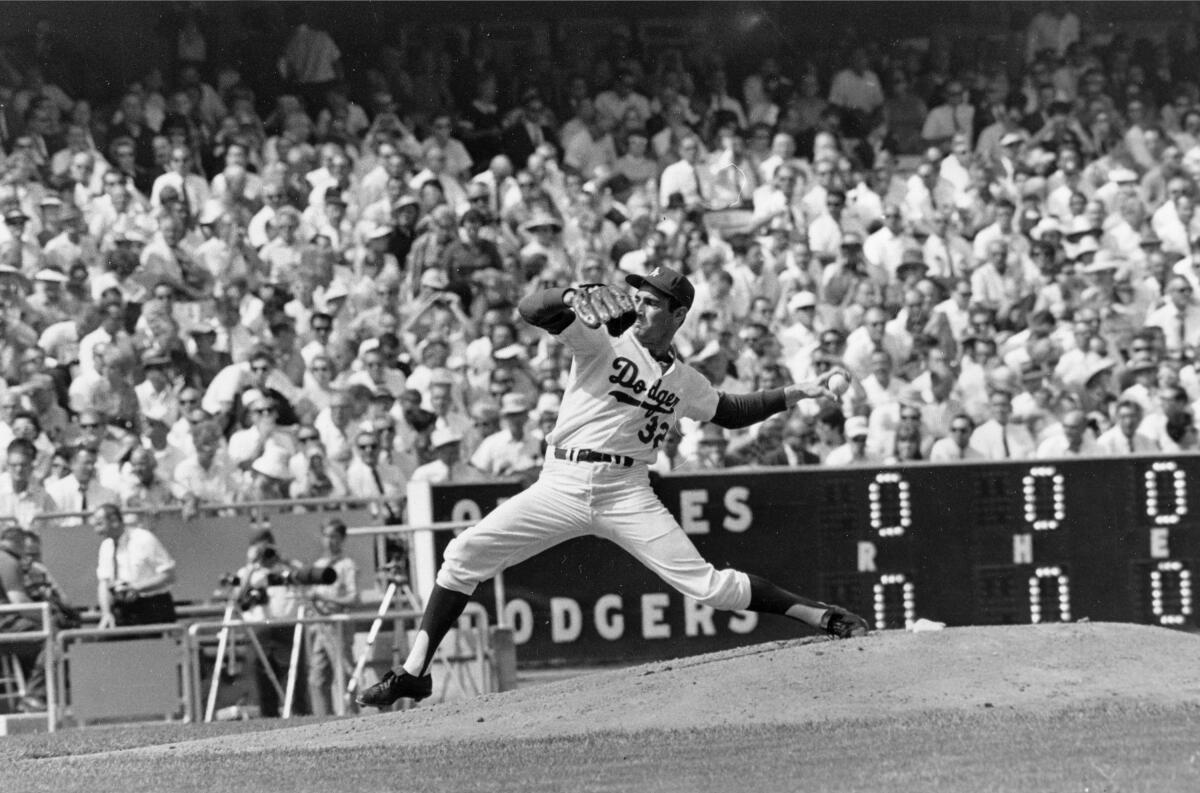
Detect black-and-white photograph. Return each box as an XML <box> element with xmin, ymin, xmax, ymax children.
<box><xmin>0</xmin><ymin>3</ymin><xmax>1197</xmax><ymax>791</ymax></box>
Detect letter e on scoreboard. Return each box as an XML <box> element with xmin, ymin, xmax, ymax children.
<box><xmin>681</xmin><ymin>490</ymin><xmax>709</xmax><ymax>534</ymax></box>
<box><xmin>1150</xmin><ymin>528</ymin><xmax>1170</xmax><ymax>559</ymax></box>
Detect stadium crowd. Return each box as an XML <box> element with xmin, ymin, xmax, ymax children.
<box><xmin>0</xmin><ymin>3</ymin><xmax>1198</xmax><ymax>536</ymax></box>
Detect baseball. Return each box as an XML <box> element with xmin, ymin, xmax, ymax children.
<box><xmin>827</xmin><ymin>372</ymin><xmax>850</xmax><ymax>397</ymax></box>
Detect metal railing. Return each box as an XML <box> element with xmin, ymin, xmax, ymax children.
<box><xmin>183</xmin><ymin>602</ymin><xmax>493</xmax><ymax>721</ymax></box>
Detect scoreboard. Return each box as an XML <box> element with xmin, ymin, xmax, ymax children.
<box><xmin>409</xmin><ymin>456</ymin><xmax>1196</xmax><ymax>665</ymax></box>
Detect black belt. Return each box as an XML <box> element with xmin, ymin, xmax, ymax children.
<box><xmin>553</xmin><ymin>447</ymin><xmax>635</xmax><ymax>467</ymax></box>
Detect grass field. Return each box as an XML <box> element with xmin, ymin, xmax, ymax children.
<box><xmin>4</xmin><ymin>623</ymin><xmax>1199</xmax><ymax>793</ymax></box>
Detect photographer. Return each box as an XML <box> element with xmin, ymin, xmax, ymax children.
<box><xmin>21</xmin><ymin>530</ymin><xmax>82</xmax><ymax>632</ymax></box>
<box><xmin>306</xmin><ymin>518</ymin><xmax>359</xmax><ymax>716</ymax></box>
<box><xmin>232</xmin><ymin>529</ymin><xmax>309</xmax><ymax>717</ymax></box>
<box><xmin>93</xmin><ymin>503</ymin><xmax>177</xmax><ymax>629</ymax></box>
<box><xmin>0</xmin><ymin>526</ymin><xmax>49</xmax><ymax>712</ymax></box>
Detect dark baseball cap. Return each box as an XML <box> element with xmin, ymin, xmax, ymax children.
<box><xmin>625</xmin><ymin>265</ymin><xmax>694</xmax><ymax>309</ymax></box>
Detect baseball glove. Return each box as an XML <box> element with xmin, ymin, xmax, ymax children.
<box><xmin>571</xmin><ymin>284</ymin><xmax>636</xmax><ymax>336</ymax></box>
<box><xmin>820</xmin><ymin>605</ymin><xmax>870</xmax><ymax>639</ymax></box>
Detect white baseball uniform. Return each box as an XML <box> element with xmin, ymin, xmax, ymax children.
<box><xmin>437</xmin><ymin>316</ymin><xmax>753</xmax><ymax>611</ymax></box>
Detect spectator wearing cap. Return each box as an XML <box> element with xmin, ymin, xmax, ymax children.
<box><xmin>469</xmin><ymin>392</ymin><xmax>542</xmax><ymax>477</ymax></box>
<box><xmin>184</xmin><ymin>319</ymin><xmax>230</xmax><ymax>389</ymax></box>
<box><xmin>0</xmin><ymin>206</ymin><xmax>42</xmax><ymax>274</ymax></box>
<box><xmin>519</xmin><ymin>208</ymin><xmax>571</xmax><ymax>278</ymax></box>
<box><xmin>25</xmin><ymin>267</ymin><xmax>71</xmax><ymax>332</ymax></box>
<box><xmin>135</xmin><ymin>351</ymin><xmax>180</xmax><ymax>426</ymax></box>
<box><xmin>410</xmin><ymin>426</ymin><xmax>486</xmax><ymax>484</ymax></box>
<box><xmin>777</xmin><ymin>289</ymin><xmax>821</xmax><ymax>361</ymax></box>
<box><xmin>227</xmin><ymin>391</ymin><xmax>298</xmax><ymax>473</ymax></box>
<box><xmin>311</xmin><ymin>185</ymin><xmax>354</xmax><ymax>253</ymax></box>
<box><xmin>969</xmin><ymin>386</ymin><xmax>1036</xmax><ymax>460</ymax></box>
<box><xmin>824</xmin><ymin>414</ymin><xmax>877</xmax><ymax>467</ymax></box>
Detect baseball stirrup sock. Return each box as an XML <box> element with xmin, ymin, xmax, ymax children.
<box><xmin>403</xmin><ymin>584</ymin><xmax>471</xmax><ymax>677</ymax></box>
<box><xmin>746</xmin><ymin>574</ymin><xmax>827</xmax><ymax>629</ymax></box>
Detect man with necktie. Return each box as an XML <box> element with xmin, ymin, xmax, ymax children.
<box><xmin>93</xmin><ymin>503</ymin><xmax>177</xmax><ymax>628</ymax></box>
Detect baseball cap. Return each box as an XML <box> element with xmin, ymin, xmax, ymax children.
<box><xmin>625</xmin><ymin>264</ymin><xmax>694</xmax><ymax>309</ymax></box>
<box><xmin>420</xmin><ymin>268</ymin><xmax>450</xmax><ymax>289</ymax></box>
<box><xmin>34</xmin><ymin>267</ymin><xmax>69</xmax><ymax>283</ymax></box>
<box><xmin>788</xmin><ymin>291</ymin><xmax>817</xmax><ymax>312</ymax></box>
<box><xmin>430</xmin><ymin>427</ymin><xmax>463</xmax><ymax>448</ymax></box>
<box><xmin>845</xmin><ymin>416</ymin><xmax>869</xmax><ymax>438</ymax></box>
<box><xmin>198</xmin><ymin>200</ymin><xmax>224</xmax><ymax>226</ymax></box>
<box><xmin>499</xmin><ymin>393</ymin><xmax>530</xmax><ymax>415</ymax></box>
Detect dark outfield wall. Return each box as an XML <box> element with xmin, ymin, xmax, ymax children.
<box><xmin>415</xmin><ymin>455</ymin><xmax>1196</xmax><ymax>665</ymax></box>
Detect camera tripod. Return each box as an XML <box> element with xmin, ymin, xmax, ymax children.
<box><xmin>344</xmin><ymin>563</ymin><xmax>423</xmax><ymax>705</ymax></box>
<box><xmin>203</xmin><ymin>577</ymin><xmax>328</xmax><ymax>721</ymax></box>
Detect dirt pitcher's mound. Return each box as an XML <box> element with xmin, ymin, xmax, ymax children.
<box><xmin>130</xmin><ymin>622</ymin><xmax>1200</xmax><ymax>757</ymax></box>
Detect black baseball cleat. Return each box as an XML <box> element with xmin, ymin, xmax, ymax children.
<box><xmin>820</xmin><ymin>606</ymin><xmax>870</xmax><ymax>638</ymax></box>
<box><xmin>356</xmin><ymin>670</ymin><xmax>433</xmax><ymax>708</ymax></box>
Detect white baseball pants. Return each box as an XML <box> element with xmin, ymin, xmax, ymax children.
<box><xmin>437</xmin><ymin>456</ymin><xmax>752</xmax><ymax>611</ymax></box>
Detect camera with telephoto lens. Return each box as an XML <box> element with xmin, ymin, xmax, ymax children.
<box><xmin>228</xmin><ymin>558</ymin><xmax>338</xmax><ymax>612</ymax></box>
<box><xmin>378</xmin><ymin>559</ymin><xmax>409</xmax><ymax>586</ymax></box>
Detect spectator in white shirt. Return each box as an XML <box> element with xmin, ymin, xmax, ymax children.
<box><xmin>970</xmin><ymin>388</ymin><xmax>1036</xmax><ymax>459</ymax></box>
<box><xmin>929</xmin><ymin>414</ymin><xmax>985</xmax><ymax>461</ymax></box>
<box><xmin>1036</xmin><ymin>409</ymin><xmax>1099</xmax><ymax>457</ymax></box>
<box><xmin>470</xmin><ymin>393</ymin><xmax>542</xmax><ymax>477</ymax></box>
<box><xmin>922</xmin><ymin>82</ymin><xmax>975</xmax><ymax>150</ymax></box>
<box><xmin>1095</xmin><ymin>400</ymin><xmax>1160</xmax><ymax>455</ymax></box>
<box><xmin>825</xmin><ymin>415</ymin><xmax>878</xmax><ymax>467</ymax></box>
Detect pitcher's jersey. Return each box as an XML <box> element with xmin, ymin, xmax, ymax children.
<box><xmin>546</xmin><ymin>320</ymin><xmax>719</xmax><ymax>462</ymax></box>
